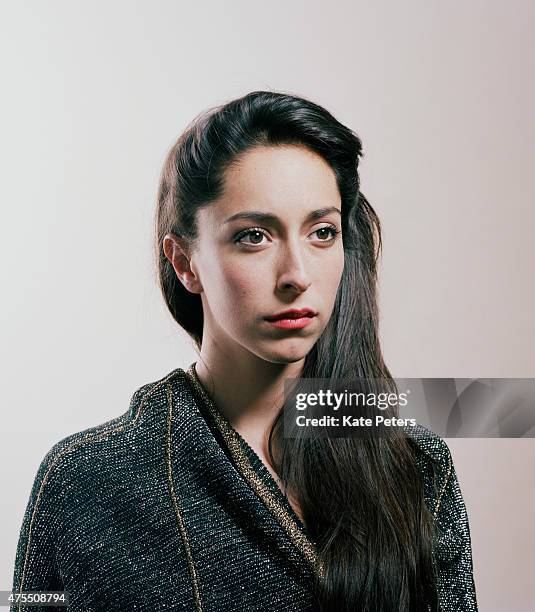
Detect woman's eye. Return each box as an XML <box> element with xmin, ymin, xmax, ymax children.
<box><xmin>234</xmin><ymin>228</ymin><xmax>268</xmax><ymax>246</ymax></box>
<box><xmin>313</xmin><ymin>225</ymin><xmax>340</xmax><ymax>242</ymax></box>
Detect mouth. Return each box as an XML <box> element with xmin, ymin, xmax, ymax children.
<box><xmin>264</xmin><ymin>309</ymin><xmax>317</xmax><ymax>330</ymax></box>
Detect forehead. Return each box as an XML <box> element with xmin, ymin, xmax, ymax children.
<box><xmin>206</xmin><ymin>144</ymin><xmax>341</xmax><ymax>223</ymax></box>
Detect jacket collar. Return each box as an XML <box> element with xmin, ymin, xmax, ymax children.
<box><xmin>163</xmin><ymin>364</ymin><xmax>322</xmax><ymax>587</ymax></box>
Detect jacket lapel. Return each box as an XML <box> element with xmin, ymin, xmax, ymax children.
<box><xmin>164</xmin><ymin>368</ymin><xmax>318</xmax><ymax>610</ymax></box>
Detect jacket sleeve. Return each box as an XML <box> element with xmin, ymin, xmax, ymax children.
<box><xmin>432</xmin><ymin>441</ymin><xmax>478</xmax><ymax>612</ymax></box>
<box><xmin>11</xmin><ymin>445</ymin><xmax>66</xmax><ymax>612</ymax></box>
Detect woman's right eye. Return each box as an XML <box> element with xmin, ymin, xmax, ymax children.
<box><xmin>234</xmin><ymin>228</ymin><xmax>269</xmax><ymax>246</ymax></box>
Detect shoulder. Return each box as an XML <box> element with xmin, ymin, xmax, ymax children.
<box><xmin>403</xmin><ymin>423</ymin><xmax>455</xmax><ymax>517</ymax></box>
<box><xmin>404</xmin><ymin>428</ymin><xmax>476</xmax><ymax>583</ymax></box>
<box><xmin>39</xmin><ymin>380</ymin><xmax>155</xmax><ymax>473</ymax></box>
<box><xmin>25</xmin><ymin>368</ymin><xmax>184</xmax><ymax>510</ymax></box>
<box><xmin>404</xmin><ymin>422</ymin><xmax>453</xmax><ymax>471</ymax></box>
<box><xmin>12</xmin><ymin>368</ymin><xmax>183</xmax><ymax>594</ymax></box>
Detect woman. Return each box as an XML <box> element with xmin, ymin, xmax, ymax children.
<box><xmin>11</xmin><ymin>91</ymin><xmax>477</xmax><ymax>611</ymax></box>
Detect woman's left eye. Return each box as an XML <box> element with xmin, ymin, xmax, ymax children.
<box><xmin>313</xmin><ymin>225</ymin><xmax>341</xmax><ymax>241</ymax></box>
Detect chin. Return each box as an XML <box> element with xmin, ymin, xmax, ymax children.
<box><xmin>255</xmin><ymin>339</ymin><xmax>313</xmax><ymax>365</ymax></box>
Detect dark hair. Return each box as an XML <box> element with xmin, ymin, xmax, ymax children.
<box><xmin>154</xmin><ymin>90</ymin><xmax>439</xmax><ymax>611</ymax></box>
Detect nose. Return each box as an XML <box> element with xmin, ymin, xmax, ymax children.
<box><xmin>275</xmin><ymin>241</ymin><xmax>312</xmax><ymax>293</ymax></box>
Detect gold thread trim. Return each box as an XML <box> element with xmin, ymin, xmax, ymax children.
<box><xmin>16</xmin><ymin>368</ymin><xmax>183</xmax><ymax>610</ymax></box>
<box><xmin>433</xmin><ymin>450</ymin><xmax>453</xmax><ymax>519</ymax></box>
<box><xmin>165</xmin><ymin>381</ymin><xmax>203</xmax><ymax>612</ymax></box>
<box><xmin>183</xmin><ymin>363</ymin><xmax>324</xmax><ymax>581</ymax></box>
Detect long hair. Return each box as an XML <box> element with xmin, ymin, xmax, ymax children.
<box><xmin>154</xmin><ymin>90</ymin><xmax>439</xmax><ymax>611</ymax></box>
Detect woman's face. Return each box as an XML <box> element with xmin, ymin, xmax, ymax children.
<box><xmin>187</xmin><ymin>144</ymin><xmax>345</xmax><ymax>364</ymax></box>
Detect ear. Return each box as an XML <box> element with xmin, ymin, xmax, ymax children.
<box><xmin>162</xmin><ymin>233</ymin><xmax>203</xmax><ymax>294</ymax></box>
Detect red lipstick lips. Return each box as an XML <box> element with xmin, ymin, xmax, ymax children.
<box><xmin>264</xmin><ymin>308</ymin><xmax>317</xmax><ymax>330</ymax></box>
<box><xmin>265</xmin><ymin>308</ymin><xmax>317</xmax><ymax>321</ymax></box>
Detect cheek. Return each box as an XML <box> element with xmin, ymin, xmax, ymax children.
<box><xmin>214</xmin><ymin>261</ymin><xmax>261</xmax><ymax>312</ymax></box>
<box><xmin>314</xmin><ymin>248</ymin><xmax>345</xmax><ymax>293</ymax></box>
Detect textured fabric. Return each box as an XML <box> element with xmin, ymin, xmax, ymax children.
<box><xmin>11</xmin><ymin>364</ymin><xmax>478</xmax><ymax>611</ymax></box>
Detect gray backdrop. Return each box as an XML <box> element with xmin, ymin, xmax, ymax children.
<box><xmin>1</xmin><ymin>2</ymin><xmax>534</xmax><ymax>610</ymax></box>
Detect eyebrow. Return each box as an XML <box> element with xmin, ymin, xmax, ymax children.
<box><xmin>223</xmin><ymin>206</ymin><xmax>341</xmax><ymax>225</ymax></box>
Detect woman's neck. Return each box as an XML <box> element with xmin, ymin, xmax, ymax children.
<box><xmin>194</xmin><ymin>347</ymin><xmax>304</xmax><ymax>459</ymax></box>
<box><xmin>193</xmin><ymin>344</ymin><xmax>308</xmax><ymax>526</ymax></box>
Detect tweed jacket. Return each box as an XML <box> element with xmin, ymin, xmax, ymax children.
<box><xmin>11</xmin><ymin>363</ymin><xmax>478</xmax><ymax>611</ymax></box>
